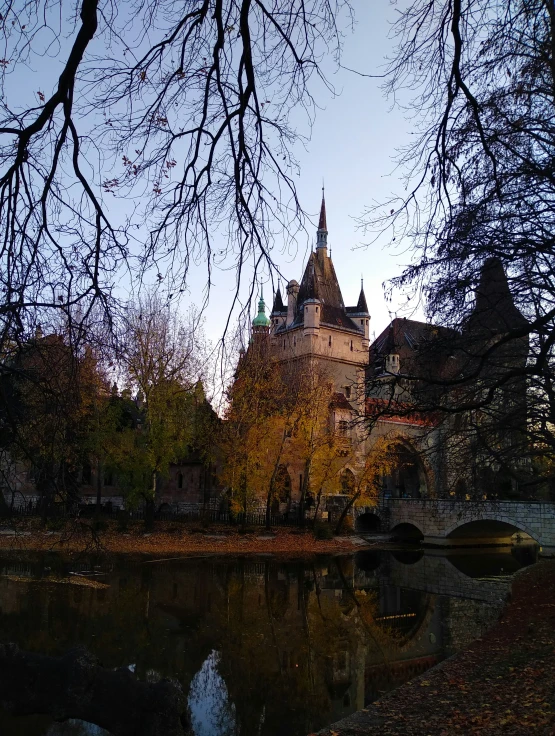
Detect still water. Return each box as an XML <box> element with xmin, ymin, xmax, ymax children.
<box><xmin>0</xmin><ymin>546</ymin><xmax>538</xmax><ymax>736</ymax></box>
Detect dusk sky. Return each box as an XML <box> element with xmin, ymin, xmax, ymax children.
<box><xmin>182</xmin><ymin>1</ymin><xmax>425</xmax><ymax>348</ymax></box>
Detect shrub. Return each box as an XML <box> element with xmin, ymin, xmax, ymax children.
<box><xmin>46</xmin><ymin>517</ymin><xmax>65</xmax><ymax>532</ymax></box>
<box><xmin>116</xmin><ymin>514</ymin><xmax>129</xmax><ymax>533</ymax></box>
<box><xmin>313</xmin><ymin>521</ymin><xmax>333</xmax><ymax>540</ymax></box>
<box><xmin>92</xmin><ymin>518</ymin><xmax>108</xmax><ymax>533</ymax></box>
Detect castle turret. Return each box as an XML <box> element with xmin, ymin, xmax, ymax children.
<box><xmin>252</xmin><ymin>287</ymin><xmax>271</xmax><ymax>341</ymax></box>
<box><xmin>385</xmin><ymin>353</ymin><xmax>400</xmax><ymax>374</ymax></box>
<box><xmin>347</xmin><ymin>279</ymin><xmax>370</xmax><ymax>348</ymax></box>
<box><xmin>287</xmin><ymin>279</ymin><xmax>299</xmax><ymax>326</ymax></box>
<box><xmin>270</xmin><ymin>287</ymin><xmax>287</xmax><ymax>333</ymax></box>
<box><xmin>303</xmin><ymin>298</ymin><xmax>321</xmax><ymax>337</ymax></box>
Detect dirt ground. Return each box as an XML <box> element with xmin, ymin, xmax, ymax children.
<box><xmin>313</xmin><ymin>559</ymin><xmax>555</xmax><ymax>736</ymax></box>
<box><xmin>0</xmin><ymin>517</ymin><xmax>369</xmax><ymax>557</ymax></box>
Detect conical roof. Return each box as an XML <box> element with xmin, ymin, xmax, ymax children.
<box><xmin>272</xmin><ymin>288</ymin><xmax>285</xmax><ymax>313</ymax></box>
<box><xmin>466</xmin><ymin>258</ymin><xmax>527</xmax><ymax>334</ymax></box>
<box><xmin>356</xmin><ymin>283</ymin><xmax>369</xmax><ymax>313</ymax></box>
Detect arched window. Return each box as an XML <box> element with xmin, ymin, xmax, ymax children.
<box><xmin>340</xmin><ymin>469</ymin><xmax>356</xmax><ymax>495</ymax></box>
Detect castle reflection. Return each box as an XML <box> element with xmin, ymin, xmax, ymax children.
<box><xmin>0</xmin><ymin>546</ymin><xmax>536</xmax><ymax>736</ymax></box>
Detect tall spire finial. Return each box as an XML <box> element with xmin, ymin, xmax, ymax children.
<box><xmin>316</xmin><ymin>184</ymin><xmax>328</xmax><ymax>253</ymax></box>
<box><xmin>318</xmin><ymin>185</ymin><xmax>327</xmax><ymax>232</ymax></box>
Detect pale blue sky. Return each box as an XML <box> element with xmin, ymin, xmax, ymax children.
<box><xmin>184</xmin><ymin>2</ymin><xmax>424</xmax><ymax>346</ymax></box>
<box><xmin>5</xmin><ymin>1</ymin><xmax>422</xmax><ymax>350</ymax></box>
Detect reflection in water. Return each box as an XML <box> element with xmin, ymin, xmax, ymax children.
<box><xmin>189</xmin><ymin>651</ymin><xmax>234</xmax><ymax>736</ymax></box>
<box><xmin>46</xmin><ymin>721</ymin><xmax>111</xmax><ymax>736</ymax></box>
<box><xmin>0</xmin><ymin>548</ymin><xmax>536</xmax><ymax>736</ymax></box>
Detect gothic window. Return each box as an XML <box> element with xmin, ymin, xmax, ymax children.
<box><xmin>340</xmin><ymin>469</ymin><xmax>356</xmax><ymax>495</ymax></box>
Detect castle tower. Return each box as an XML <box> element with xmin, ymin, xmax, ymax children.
<box><xmin>269</xmin><ymin>191</ymin><xmax>370</xmax><ymax>399</ymax></box>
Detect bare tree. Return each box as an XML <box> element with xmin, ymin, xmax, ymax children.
<box><xmin>0</xmin><ymin>0</ymin><xmax>352</xmax><ymax>346</ymax></box>
<box><xmin>361</xmin><ymin>0</ymin><xmax>555</xmax><ymax>496</ymax></box>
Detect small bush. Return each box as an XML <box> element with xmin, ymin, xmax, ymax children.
<box><xmin>92</xmin><ymin>518</ymin><xmax>108</xmax><ymax>533</ymax></box>
<box><xmin>46</xmin><ymin>517</ymin><xmax>65</xmax><ymax>532</ymax></box>
<box><xmin>116</xmin><ymin>514</ymin><xmax>129</xmax><ymax>533</ymax></box>
<box><xmin>313</xmin><ymin>522</ymin><xmax>333</xmax><ymax>540</ymax></box>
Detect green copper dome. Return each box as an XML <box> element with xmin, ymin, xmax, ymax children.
<box><xmin>252</xmin><ymin>288</ymin><xmax>271</xmax><ymax>328</ymax></box>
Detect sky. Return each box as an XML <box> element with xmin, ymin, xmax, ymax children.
<box><xmin>185</xmin><ymin>2</ymin><xmax>425</xmax><ymax>348</ymax></box>
<box><xmin>5</xmin><ymin>1</ymin><xmax>422</xmax><ymax>355</ymax></box>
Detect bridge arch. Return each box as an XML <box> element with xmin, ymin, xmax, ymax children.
<box><xmin>355</xmin><ymin>511</ymin><xmax>381</xmax><ymax>533</ymax></box>
<box><xmin>444</xmin><ymin>515</ymin><xmax>541</xmax><ymax>545</ymax></box>
<box><xmin>391</xmin><ymin>522</ymin><xmax>424</xmax><ymax>542</ymax></box>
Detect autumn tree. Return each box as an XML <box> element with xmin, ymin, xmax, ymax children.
<box><xmin>0</xmin><ymin>329</ymin><xmax>106</xmax><ymax>517</ymax></box>
<box><xmin>114</xmin><ymin>295</ymin><xmax>208</xmax><ymax>518</ymax></box>
<box><xmin>334</xmin><ymin>437</ymin><xmax>399</xmax><ymax>534</ymax></box>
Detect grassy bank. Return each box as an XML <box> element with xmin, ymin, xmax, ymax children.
<box><xmin>0</xmin><ymin>517</ymin><xmax>367</xmax><ymax>557</ymax></box>
<box><xmin>314</xmin><ymin>559</ymin><xmax>555</xmax><ymax>736</ymax></box>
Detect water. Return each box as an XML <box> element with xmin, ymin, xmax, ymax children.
<box><xmin>0</xmin><ymin>546</ymin><xmax>538</xmax><ymax>736</ymax></box>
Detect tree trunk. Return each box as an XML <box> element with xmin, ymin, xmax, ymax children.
<box><xmin>265</xmin><ymin>429</ymin><xmax>288</xmax><ymax>530</ymax></box>
<box><xmin>334</xmin><ymin>490</ymin><xmax>360</xmax><ymax>535</ymax></box>
<box><xmin>96</xmin><ymin>456</ymin><xmax>103</xmax><ymax>508</ymax></box>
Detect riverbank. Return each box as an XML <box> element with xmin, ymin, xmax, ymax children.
<box><xmin>314</xmin><ymin>559</ymin><xmax>555</xmax><ymax>736</ymax></box>
<box><xmin>0</xmin><ymin>518</ymin><xmax>371</xmax><ymax>557</ymax></box>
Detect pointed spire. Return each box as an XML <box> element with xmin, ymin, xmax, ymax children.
<box><xmin>356</xmin><ymin>280</ymin><xmax>369</xmax><ymax>314</ymax></box>
<box><xmin>316</xmin><ymin>185</ymin><xmax>328</xmax><ymax>254</ymax></box>
<box><xmin>272</xmin><ymin>286</ymin><xmax>285</xmax><ymax>313</ymax></box>
<box><xmin>318</xmin><ymin>185</ymin><xmax>327</xmax><ymax>231</ymax></box>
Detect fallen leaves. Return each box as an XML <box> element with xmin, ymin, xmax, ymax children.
<box><xmin>316</xmin><ymin>560</ymin><xmax>555</xmax><ymax>735</ymax></box>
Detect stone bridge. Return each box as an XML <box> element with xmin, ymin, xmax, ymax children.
<box><xmin>354</xmin><ymin>498</ymin><xmax>555</xmax><ymax>557</ymax></box>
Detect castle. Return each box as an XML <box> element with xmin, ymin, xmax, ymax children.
<box><xmin>247</xmin><ymin>192</ymin><xmax>531</xmax><ymax>507</ymax></box>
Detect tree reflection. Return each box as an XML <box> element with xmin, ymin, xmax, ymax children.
<box><xmin>0</xmin><ymin>552</ymin><xmax>508</xmax><ymax>736</ymax></box>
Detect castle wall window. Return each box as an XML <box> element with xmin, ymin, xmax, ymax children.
<box><xmin>360</xmin><ymin>320</ymin><xmax>363</xmax><ymax>325</ymax></box>
<box><xmin>328</xmin><ymin>335</ymin><xmax>332</xmax><ymax>347</ymax></box>
<box><xmin>350</xmin><ymin>340</ymin><xmax>353</xmax><ymax>351</ymax></box>
<box><xmin>178</xmin><ymin>473</ymin><xmax>183</xmax><ymax>489</ymax></box>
